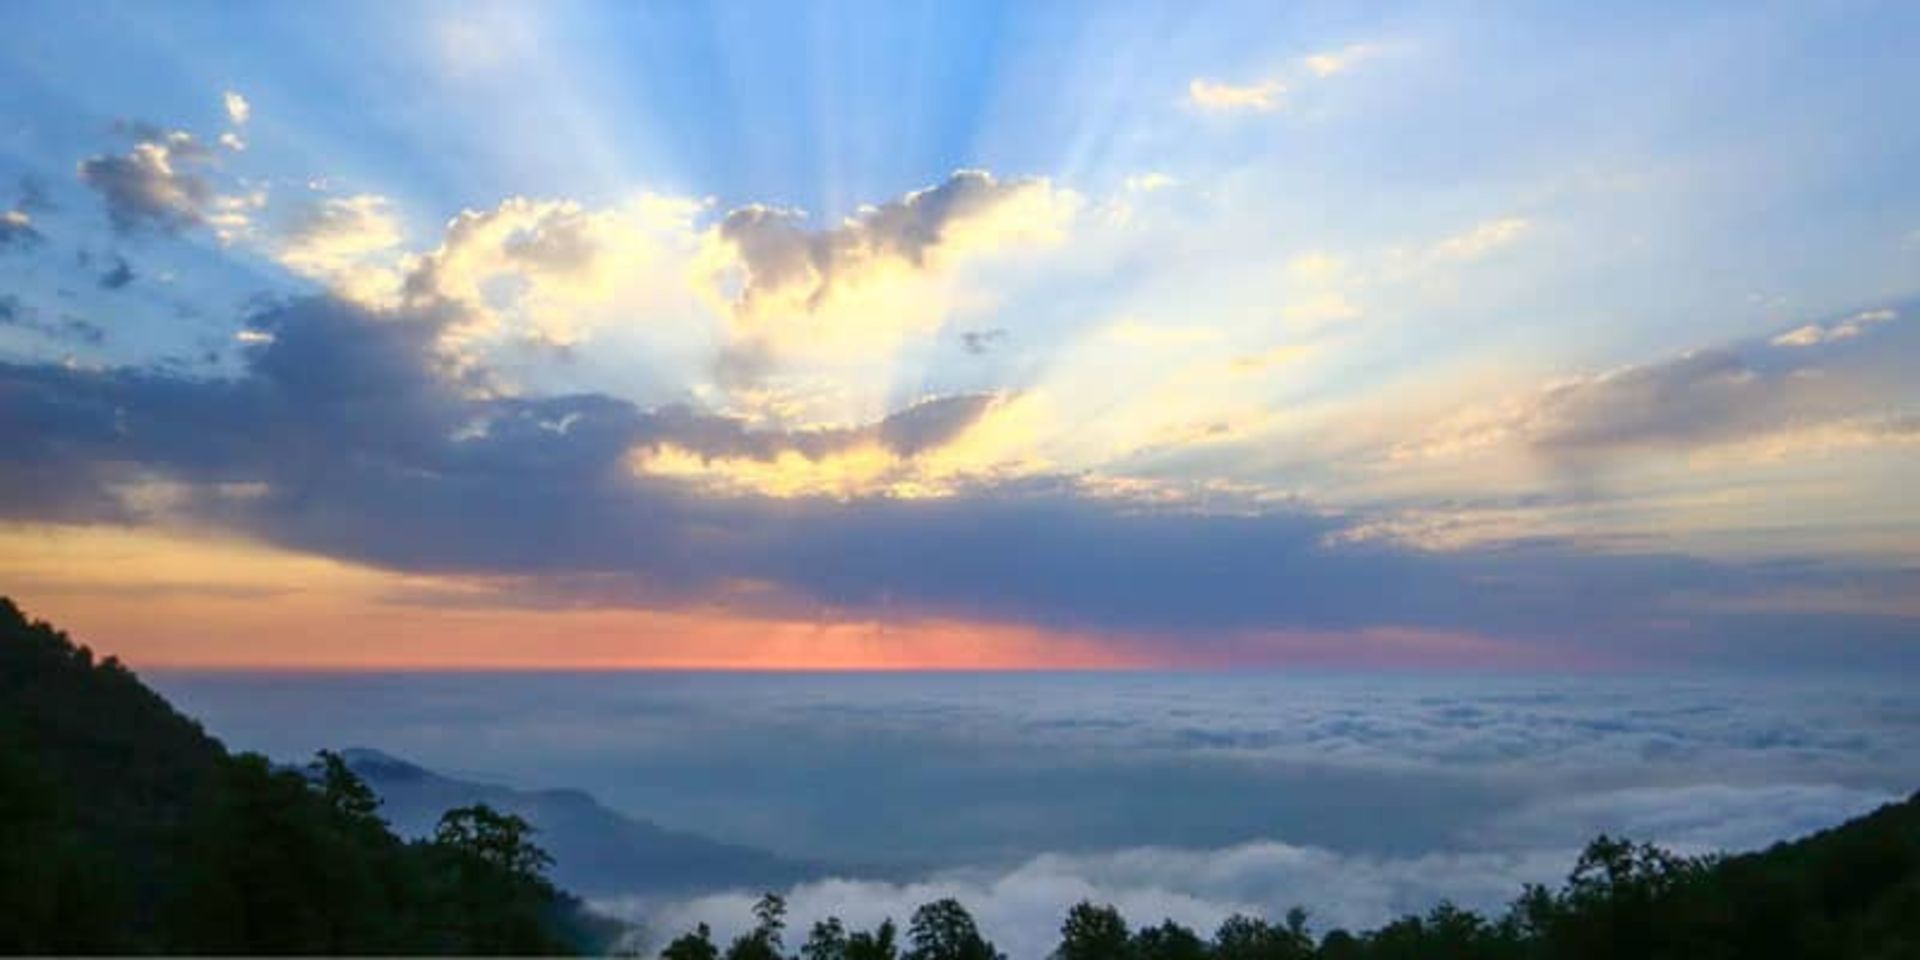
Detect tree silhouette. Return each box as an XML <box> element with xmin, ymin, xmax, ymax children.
<box><xmin>310</xmin><ymin>749</ymin><xmax>383</xmax><ymax>827</ymax></box>
<box><xmin>1132</xmin><ymin>919</ymin><xmax>1210</xmax><ymax>960</ymax></box>
<box><xmin>434</xmin><ymin>804</ymin><xmax>556</xmax><ymax>880</ymax></box>
<box><xmin>661</xmin><ymin>922</ymin><xmax>721</xmax><ymax>960</ymax></box>
<box><xmin>905</xmin><ymin>898</ymin><xmax>1003</xmax><ymax>960</ymax></box>
<box><xmin>725</xmin><ymin>893</ymin><xmax>789</xmax><ymax>960</ymax></box>
<box><xmin>1055</xmin><ymin>900</ymin><xmax>1132</xmax><ymax>960</ymax></box>
<box><xmin>846</xmin><ymin>918</ymin><xmax>901</xmax><ymax>960</ymax></box>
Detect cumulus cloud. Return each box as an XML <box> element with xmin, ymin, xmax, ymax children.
<box><xmin>707</xmin><ymin>171</ymin><xmax>1077</xmax><ymax>353</ymax></box>
<box><xmin>1187</xmin><ymin>78</ymin><xmax>1285</xmax><ymax>112</ymax></box>
<box><xmin>223</xmin><ymin>90</ymin><xmax>251</xmax><ymax>126</ymax></box>
<box><xmin>275</xmin><ymin>193</ymin><xmax>406</xmax><ymax>297</ymax></box>
<box><xmin>402</xmin><ymin>193</ymin><xmax>710</xmax><ymax>352</ymax></box>
<box><xmin>77</xmin><ymin>126</ymin><xmax>217</xmax><ymax>233</ymax></box>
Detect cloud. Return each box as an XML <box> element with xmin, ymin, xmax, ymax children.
<box><xmin>223</xmin><ymin>90</ymin><xmax>251</xmax><ymax>126</ymax></box>
<box><xmin>706</xmin><ymin>171</ymin><xmax>1077</xmax><ymax>359</ymax></box>
<box><xmin>97</xmin><ymin>253</ymin><xmax>136</xmax><ymax>290</ymax></box>
<box><xmin>1186</xmin><ymin>78</ymin><xmax>1285</xmax><ymax>113</ymax></box>
<box><xmin>0</xmin><ymin>296</ymin><xmax>106</xmax><ymax>347</ymax></box>
<box><xmin>1388</xmin><ymin>304</ymin><xmax>1915</xmax><ymax>475</ymax></box>
<box><xmin>1771</xmin><ymin>308</ymin><xmax>1896</xmax><ymax>347</ymax></box>
<box><xmin>1302</xmin><ymin>43</ymin><xmax>1382</xmax><ymax>78</ymax></box>
<box><xmin>961</xmin><ymin>329</ymin><xmax>1008</xmax><ymax>355</ymax></box>
<box><xmin>275</xmin><ymin>193</ymin><xmax>406</xmax><ymax>297</ymax></box>
<box><xmin>402</xmin><ymin>193</ymin><xmax>710</xmax><ymax>353</ymax></box>
<box><xmin>1430</xmin><ymin>218</ymin><xmax>1530</xmax><ymax>261</ymax></box>
<box><xmin>2</xmin><ymin>292</ymin><xmax>1915</xmax><ymax>666</ymax></box>
<box><xmin>612</xmin><ymin>782</ymin><xmax>1887</xmax><ymax>960</ymax></box>
<box><xmin>1124</xmin><ymin>173</ymin><xmax>1177</xmax><ymax>193</ymax></box>
<box><xmin>0</xmin><ymin>209</ymin><xmax>42</xmax><ymax>249</ymax></box>
<box><xmin>631</xmin><ymin>394</ymin><xmax>1030</xmax><ymax>500</ymax></box>
<box><xmin>77</xmin><ymin>126</ymin><xmax>216</xmax><ymax>233</ymax></box>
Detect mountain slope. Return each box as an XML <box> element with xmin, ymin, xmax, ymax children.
<box><xmin>0</xmin><ymin>597</ymin><xmax>605</xmax><ymax>954</ymax></box>
<box><xmin>344</xmin><ymin>747</ymin><xmax>832</xmax><ymax>897</ymax></box>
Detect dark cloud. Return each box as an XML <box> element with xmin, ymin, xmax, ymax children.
<box><xmin>97</xmin><ymin>253</ymin><xmax>136</xmax><ymax>290</ymax></box>
<box><xmin>76</xmin><ymin>127</ymin><xmax>215</xmax><ymax>233</ymax></box>
<box><xmin>0</xmin><ymin>296</ymin><xmax>105</xmax><ymax>348</ymax></box>
<box><xmin>961</xmin><ymin>329</ymin><xmax>1007</xmax><ymax>355</ymax></box>
<box><xmin>1522</xmin><ymin>314</ymin><xmax>1914</xmax><ymax>460</ymax></box>
<box><xmin>1</xmin><ymin>293</ymin><xmax>1914</xmax><ymax>668</ymax></box>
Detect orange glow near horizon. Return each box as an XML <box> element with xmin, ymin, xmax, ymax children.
<box><xmin>0</xmin><ymin>523</ymin><xmax>1151</xmax><ymax>671</ymax></box>
<box><xmin>2</xmin><ymin>522</ymin><xmax>1589</xmax><ymax>672</ymax></box>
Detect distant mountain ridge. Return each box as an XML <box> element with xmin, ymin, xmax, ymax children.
<box><xmin>341</xmin><ymin>747</ymin><xmax>836</xmax><ymax>898</ymax></box>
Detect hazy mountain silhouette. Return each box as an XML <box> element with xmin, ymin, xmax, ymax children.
<box><xmin>342</xmin><ymin>747</ymin><xmax>837</xmax><ymax>897</ymax></box>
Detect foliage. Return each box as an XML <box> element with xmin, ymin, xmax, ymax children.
<box><xmin>0</xmin><ymin>597</ymin><xmax>604</xmax><ymax>955</ymax></box>
<box><xmin>657</xmin><ymin>788</ymin><xmax>1920</xmax><ymax>960</ymax></box>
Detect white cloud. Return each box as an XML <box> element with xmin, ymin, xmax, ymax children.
<box><xmin>275</xmin><ymin>193</ymin><xmax>407</xmax><ymax>298</ymax></box>
<box><xmin>1431</xmin><ymin>217</ymin><xmax>1531</xmax><ymax>261</ymax></box>
<box><xmin>1187</xmin><ymin>78</ymin><xmax>1286</xmax><ymax>113</ymax></box>
<box><xmin>1302</xmin><ymin>43</ymin><xmax>1381</xmax><ymax>78</ymax></box>
<box><xmin>223</xmin><ymin>90</ymin><xmax>251</xmax><ymax>126</ymax></box>
<box><xmin>1771</xmin><ymin>308</ymin><xmax>1896</xmax><ymax>347</ymax></box>
<box><xmin>1125</xmin><ymin>172</ymin><xmax>1178</xmax><ymax>193</ymax></box>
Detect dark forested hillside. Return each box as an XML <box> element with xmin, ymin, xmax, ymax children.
<box><xmin>0</xmin><ymin>597</ymin><xmax>612</xmax><ymax>955</ymax></box>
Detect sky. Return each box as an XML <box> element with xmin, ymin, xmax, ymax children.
<box><xmin>2</xmin><ymin>0</ymin><xmax>1918</xmax><ymax>670</ymax></box>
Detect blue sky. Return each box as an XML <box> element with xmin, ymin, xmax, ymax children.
<box><xmin>0</xmin><ymin>0</ymin><xmax>1916</xmax><ymax>669</ymax></box>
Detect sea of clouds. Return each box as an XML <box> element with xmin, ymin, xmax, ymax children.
<box><xmin>154</xmin><ymin>671</ymin><xmax>1918</xmax><ymax>958</ymax></box>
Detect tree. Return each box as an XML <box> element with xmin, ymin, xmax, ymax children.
<box><xmin>661</xmin><ymin>923</ymin><xmax>721</xmax><ymax>960</ymax></box>
<box><xmin>845</xmin><ymin>918</ymin><xmax>900</xmax><ymax>960</ymax></box>
<box><xmin>905</xmin><ymin>899</ymin><xmax>1002</xmax><ymax>960</ymax></box>
<box><xmin>1213</xmin><ymin>912</ymin><xmax>1313</xmax><ymax>960</ymax></box>
<box><xmin>1132</xmin><ymin>920</ymin><xmax>1210</xmax><ymax>960</ymax></box>
<box><xmin>309</xmin><ymin>749</ymin><xmax>383</xmax><ymax>826</ymax></box>
<box><xmin>805</xmin><ymin>917</ymin><xmax>850</xmax><ymax>960</ymax></box>
<box><xmin>1055</xmin><ymin>901</ymin><xmax>1132</xmax><ymax>960</ymax></box>
<box><xmin>434</xmin><ymin>804</ymin><xmax>555</xmax><ymax>880</ymax></box>
<box><xmin>725</xmin><ymin>892</ymin><xmax>789</xmax><ymax>960</ymax></box>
